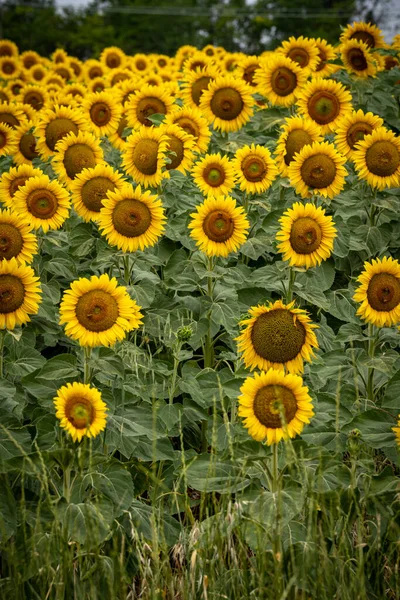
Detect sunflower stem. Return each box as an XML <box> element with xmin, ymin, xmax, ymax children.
<box><xmin>202</xmin><ymin>256</ymin><xmax>215</xmax><ymax>452</ymax></box>
<box><xmin>366</xmin><ymin>323</ymin><xmax>376</xmax><ymax>402</ymax></box>
<box><xmin>83</xmin><ymin>347</ymin><xmax>92</xmax><ymax>384</ymax></box>
<box><xmin>271</xmin><ymin>443</ymin><xmax>283</xmax><ymax>594</ymax></box>
<box><xmin>286</xmin><ymin>267</ymin><xmax>296</xmax><ymax>304</ymax></box>
<box><xmin>63</xmin><ymin>465</ymin><xmax>71</xmax><ymax>503</ymax></box>
<box><xmin>123</xmin><ymin>254</ymin><xmax>131</xmax><ymax>285</ymax></box>
<box><xmin>169</xmin><ymin>340</ymin><xmax>182</xmax><ymax>405</ymax></box>
<box><xmin>0</xmin><ymin>329</ymin><xmax>6</xmax><ymax>379</ymax></box>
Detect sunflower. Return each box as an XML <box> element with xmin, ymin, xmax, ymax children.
<box><xmin>275</xmin><ymin>116</ymin><xmax>323</xmax><ymax>178</ymax></box>
<box><xmin>165</xmin><ymin>106</ymin><xmax>211</xmax><ymax>154</ymax></box>
<box><xmin>142</xmin><ymin>73</ymin><xmax>164</xmax><ymax>88</ymax></box>
<box><xmin>254</xmin><ymin>55</ymin><xmax>308</xmax><ymax>108</ymax></box>
<box><xmin>115</xmin><ymin>79</ymin><xmax>141</xmax><ymax>107</ymax></box>
<box><xmin>43</xmin><ymin>74</ymin><xmax>65</xmax><ymax>92</ymax></box>
<box><xmin>83</xmin><ymin>59</ymin><xmax>105</xmax><ymax>81</ymax></box>
<box><xmin>81</xmin><ymin>91</ymin><xmax>122</xmax><ymax>137</ymax></box>
<box><xmin>68</xmin><ymin>57</ymin><xmax>83</xmax><ymax>80</ymax></box>
<box><xmin>312</xmin><ymin>38</ymin><xmax>338</xmax><ymax>78</ymax></box>
<box><xmin>86</xmin><ymin>76</ymin><xmax>107</xmax><ymax>94</ymax></box>
<box><xmin>175</xmin><ymin>45</ymin><xmax>197</xmax><ymax>70</ymax></box>
<box><xmin>52</xmin><ymin>64</ymin><xmax>73</xmax><ymax>82</ymax></box>
<box><xmin>108</xmin><ymin>113</ymin><xmax>129</xmax><ymax>151</ymax></box>
<box><xmin>0</xmin><ymin>88</ymin><xmax>10</xmax><ymax>103</ymax></box>
<box><xmin>0</xmin><ymin>257</ymin><xmax>41</xmax><ymax>330</ymax></box>
<box><xmin>6</xmin><ymin>79</ymin><xmax>24</xmax><ymax>98</ymax></box>
<box><xmin>107</xmin><ymin>68</ymin><xmax>132</xmax><ymax>87</ymax></box>
<box><xmin>159</xmin><ymin>123</ymin><xmax>196</xmax><ymax>174</ymax></box>
<box><xmin>188</xmin><ymin>195</ymin><xmax>249</xmax><ymax>258</ymax></box>
<box><xmin>13</xmin><ymin>174</ymin><xmax>71</xmax><ymax>233</ymax></box>
<box><xmin>130</xmin><ymin>54</ymin><xmax>152</xmax><ymax>74</ymax></box>
<box><xmin>352</xmin><ymin>127</ymin><xmax>400</xmax><ymax>190</ymax></box>
<box><xmin>121</xmin><ymin>126</ymin><xmax>169</xmax><ymax>188</ymax></box>
<box><xmin>288</xmin><ymin>140</ymin><xmax>347</xmax><ymax>199</ymax></box>
<box><xmin>182</xmin><ymin>51</ymin><xmax>213</xmax><ymax>75</ymax></box>
<box><xmin>340</xmin><ymin>40</ymin><xmax>377</xmax><ymax>78</ymax></box>
<box><xmin>0</xmin><ymin>122</ymin><xmax>17</xmax><ymax>158</ymax></box>
<box><xmin>236</xmin><ymin>300</ymin><xmax>318</xmax><ymax>374</ymax></box>
<box><xmin>125</xmin><ymin>84</ymin><xmax>175</xmax><ymax>129</ymax></box>
<box><xmin>233</xmin><ymin>144</ymin><xmax>278</xmax><ymax>194</ymax></box>
<box><xmin>0</xmin><ymin>102</ymin><xmax>27</xmax><ymax>130</ymax></box>
<box><xmin>59</xmin><ymin>273</ymin><xmax>143</xmax><ymax>347</ymax></box>
<box><xmin>64</xmin><ymin>82</ymin><xmax>87</xmax><ymax>102</ymax></box>
<box><xmin>236</xmin><ymin>55</ymin><xmax>260</xmax><ymax>88</ymax></box>
<box><xmin>98</xmin><ymin>184</ymin><xmax>166</xmax><ymax>252</ymax></box>
<box><xmin>54</xmin><ymin>382</ymin><xmax>107</xmax><ymax>443</ymax></box>
<box><xmin>35</xmin><ymin>105</ymin><xmax>89</xmax><ymax>160</ymax></box>
<box><xmin>17</xmin><ymin>84</ymin><xmax>48</xmax><ymax>113</ymax></box>
<box><xmin>334</xmin><ymin>109</ymin><xmax>383</xmax><ymax>160</ymax></box>
<box><xmin>238</xmin><ymin>369</ymin><xmax>314</xmax><ymax>445</ymax></box>
<box><xmin>277</xmin><ymin>36</ymin><xmax>320</xmax><ymax>73</ymax></box>
<box><xmin>20</xmin><ymin>50</ymin><xmax>41</xmax><ymax>71</ymax></box>
<box><xmin>30</xmin><ymin>65</ymin><xmax>47</xmax><ymax>83</ymax></box>
<box><xmin>0</xmin><ymin>40</ymin><xmax>18</xmax><ymax>58</ymax></box>
<box><xmin>52</xmin><ymin>130</ymin><xmax>105</xmax><ymax>185</ymax></box>
<box><xmin>180</xmin><ymin>65</ymin><xmax>220</xmax><ymax>109</ymax></box>
<box><xmin>296</xmin><ymin>78</ymin><xmax>353</xmax><ymax>135</ymax></box>
<box><xmin>100</xmin><ymin>46</ymin><xmax>127</xmax><ymax>70</ymax></box>
<box><xmin>276</xmin><ymin>202</ymin><xmax>336</xmax><ymax>269</ymax></box>
<box><xmin>0</xmin><ymin>164</ymin><xmax>43</xmax><ymax>208</ymax></box>
<box><xmin>192</xmin><ymin>153</ymin><xmax>236</xmax><ymax>198</ymax></box>
<box><xmin>0</xmin><ymin>56</ymin><xmax>21</xmax><ymax>80</ymax></box>
<box><xmin>0</xmin><ymin>208</ymin><xmax>37</xmax><ymax>265</ymax></box>
<box><xmin>70</xmin><ymin>164</ymin><xmax>126</xmax><ymax>222</ymax></box>
<box><xmin>51</xmin><ymin>49</ymin><xmax>69</xmax><ymax>64</ymax></box>
<box><xmin>353</xmin><ymin>256</ymin><xmax>400</xmax><ymax>327</ymax></box>
<box><xmin>340</xmin><ymin>21</ymin><xmax>387</xmax><ymax>50</ymax></box>
<box><xmin>199</xmin><ymin>75</ymin><xmax>254</xmax><ymax>133</ymax></box>
<box><xmin>154</xmin><ymin>54</ymin><xmax>172</xmax><ymax>70</ymax></box>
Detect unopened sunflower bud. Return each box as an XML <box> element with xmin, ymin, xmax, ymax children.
<box><xmin>177</xmin><ymin>325</ymin><xmax>193</xmax><ymax>342</ymax></box>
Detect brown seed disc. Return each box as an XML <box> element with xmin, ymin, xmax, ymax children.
<box><xmin>19</xmin><ymin>133</ymin><xmax>39</xmax><ymax>161</ymax></box>
<box><xmin>365</xmin><ymin>140</ymin><xmax>400</xmax><ymax>177</ymax></box>
<box><xmin>203</xmin><ymin>163</ymin><xmax>225</xmax><ymax>187</ymax></box>
<box><xmin>23</xmin><ymin>56</ymin><xmax>37</xmax><ymax>69</ymax></box>
<box><xmin>11</xmin><ymin>83</ymin><xmax>23</xmax><ymax>96</ymax></box>
<box><xmin>26</xmin><ymin>189</ymin><xmax>58</xmax><ymax>219</ymax></box>
<box><xmin>135</xmin><ymin>60</ymin><xmax>146</xmax><ymax>71</ymax></box>
<box><xmin>166</xmin><ymin>134</ymin><xmax>184</xmax><ymax>170</ymax></box>
<box><xmin>136</xmin><ymin>97</ymin><xmax>167</xmax><ymax>127</ymax></box>
<box><xmin>106</xmin><ymin>53</ymin><xmax>121</xmax><ymax>69</ymax></box>
<box><xmin>348</xmin><ymin>48</ymin><xmax>368</xmax><ymax>71</ymax></box>
<box><xmin>0</xmin><ymin>274</ymin><xmax>25</xmax><ymax>313</ymax></box>
<box><xmin>0</xmin><ymin>113</ymin><xmax>20</xmax><ymax>129</ymax></box>
<box><xmin>23</xmin><ymin>90</ymin><xmax>44</xmax><ymax>111</ymax></box>
<box><xmin>190</xmin><ymin>60</ymin><xmax>206</xmax><ymax>71</ymax></box>
<box><xmin>89</xmin><ymin>102</ymin><xmax>111</xmax><ymax>127</ymax></box>
<box><xmin>81</xmin><ymin>177</ymin><xmax>116</xmax><ymax>212</ymax></box>
<box><xmin>131</xmin><ymin>138</ymin><xmax>159</xmax><ymax>175</ymax></box>
<box><xmin>0</xmin><ymin>91</ymin><xmax>8</xmax><ymax>102</ymax></box>
<box><xmin>253</xmin><ymin>384</ymin><xmax>297</xmax><ymax>428</ymax></box>
<box><xmin>111</xmin><ymin>72</ymin><xmax>129</xmax><ymax>85</ymax></box>
<box><xmin>210</xmin><ymin>88</ymin><xmax>244</xmax><ymax>121</ymax></box>
<box><xmin>55</xmin><ymin>67</ymin><xmax>70</xmax><ymax>81</ymax></box>
<box><xmin>367</xmin><ymin>272</ymin><xmax>400</xmax><ymax>311</ymax></box>
<box><xmin>9</xmin><ymin>176</ymin><xmax>30</xmax><ymax>197</ymax></box>
<box><xmin>241</xmin><ymin>155</ymin><xmax>267</xmax><ymax>182</ymax></box>
<box><xmin>346</xmin><ymin>122</ymin><xmax>373</xmax><ymax>149</ymax></box>
<box><xmin>350</xmin><ymin>31</ymin><xmax>375</xmax><ymax>48</ymax></box>
<box><xmin>64</xmin><ymin>144</ymin><xmax>97</xmax><ymax>179</ymax></box>
<box><xmin>0</xmin><ymin>45</ymin><xmax>13</xmax><ymax>57</ymax></box>
<box><xmin>0</xmin><ymin>224</ymin><xmax>24</xmax><ymax>260</ymax></box>
<box><xmin>116</xmin><ymin>116</ymin><xmax>128</xmax><ymax>141</ymax></box>
<box><xmin>31</xmin><ymin>68</ymin><xmax>45</xmax><ymax>81</ymax></box>
<box><xmin>202</xmin><ymin>209</ymin><xmax>235</xmax><ymax>242</ymax></box>
<box><xmin>384</xmin><ymin>56</ymin><xmax>399</xmax><ymax>70</ymax></box>
<box><xmin>65</xmin><ymin>396</ymin><xmax>95</xmax><ymax>429</ymax></box>
<box><xmin>251</xmin><ymin>308</ymin><xmax>306</xmax><ymax>363</ymax></box>
<box><xmin>307</xmin><ymin>90</ymin><xmax>340</xmax><ymax>125</ymax></box>
<box><xmin>191</xmin><ymin>76</ymin><xmax>212</xmax><ymax>105</ymax></box>
<box><xmin>112</xmin><ymin>198</ymin><xmax>151</xmax><ymax>237</ymax></box>
<box><xmin>287</xmin><ymin>47</ymin><xmax>310</xmax><ymax>68</ymax></box>
<box><xmin>290</xmin><ymin>217</ymin><xmax>323</xmax><ymax>254</ymax></box>
<box><xmin>315</xmin><ymin>48</ymin><xmax>327</xmax><ymax>72</ymax></box>
<box><xmin>284</xmin><ymin>129</ymin><xmax>313</xmax><ymax>166</ymax></box>
<box><xmin>270</xmin><ymin>67</ymin><xmax>297</xmax><ymax>97</ymax></box>
<box><xmin>243</xmin><ymin>64</ymin><xmax>258</xmax><ymax>86</ymax></box>
<box><xmin>300</xmin><ymin>153</ymin><xmax>337</xmax><ymax>189</ymax></box>
<box><xmin>88</xmin><ymin>67</ymin><xmax>102</xmax><ymax>79</ymax></box>
<box><xmin>2</xmin><ymin>61</ymin><xmax>16</xmax><ymax>75</ymax></box>
<box><xmin>75</xmin><ymin>289</ymin><xmax>119</xmax><ymax>332</ymax></box>
<box><xmin>45</xmin><ymin>118</ymin><xmax>79</xmax><ymax>152</ymax></box>
<box><xmin>0</xmin><ymin>131</ymin><xmax>6</xmax><ymax>149</ymax></box>
<box><xmin>174</xmin><ymin>116</ymin><xmax>199</xmax><ymax>139</ymax></box>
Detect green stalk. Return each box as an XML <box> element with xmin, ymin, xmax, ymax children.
<box><xmin>366</xmin><ymin>323</ymin><xmax>376</xmax><ymax>402</ymax></box>
<box><xmin>202</xmin><ymin>256</ymin><xmax>215</xmax><ymax>452</ymax></box>
<box><xmin>271</xmin><ymin>443</ymin><xmax>283</xmax><ymax>595</ymax></box>
<box><xmin>286</xmin><ymin>267</ymin><xmax>296</xmax><ymax>304</ymax></box>
<box><xmin>123</xmin><ymin>254</ymin><xmax>131</xmax><ymax>285</ymax></box>
<box><xmin>83</xmin><ymin>347</ymin><xmax>92</xmax><ymax>384</ymax></box>
<box><xmin>169</xmin><ymin>341</ymin><xmax>182</xmax><ymax>405</ymax></box>
<box><xmin>63</xmin><ymin>466</ymin><xmax>71</xmax><ymax>503</ymax></box>
<box><xmin>0</xmin><ymin>329</ymin><xmax>6</xmax><ymax>379</ymax></box>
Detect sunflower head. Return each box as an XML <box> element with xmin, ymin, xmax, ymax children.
<box><xmin>192</xmin><ymin>152</ymin><xmax>236</xmax><ymax>198</ymax></box>
<box><xmin>52</xmin><ymin>130</ymin><xmax>104</xmax><ymax>184</ymax></box>
<box><xmin>233</xmin><ymin>143</ymin><xmax>278</xmax><ymax>194</ymax></box>
<box><xmin>254</xmin><ymin>55</ymin><xmax>308</xmax><ymax>107</ymax></box>
<box><xmin>125</xmin><ymin>84</ymin><xmax>175</xmax><ymax>129</ymax></box>
<box><xmin>334</xmin><ymin>109</ymin><xmax>384</xmax><ymax>160</ymax></box>
<box><xmin>0</xmin><ymin>257</ymin><xmax>42</xmax><ymax>330</ymax></box>
<box><xmin>340</xmin><ymin>39</ymin><xmax>377</xmax><ymax>77</ymax></box>
<box><xmin>340</xmin><ymin>21</ymin><xmax>387</xmax><ymax>49</ymax></box>
<box><xmin>277</xmin><ymin>36</ymin><xmax>320</xmax><ymax>73</ymax></box>
<box><xmin>165</xmin><ymin>106</ymin><xmax>211</xmax><ymax>154</ymax></box>
<box><xmin>199</xmin><ymin>74</ymin><xmax>254</xmax><ymax>132</ymax></box>
<box><xmin>275</xmin><ymin>116</ymin><xmax>323</xmax><ymax>177</ymax></box>
<box><xmin>121</xmin><ymin>126</ymin><xmax>169</xmax><ymax>188</ymax></box>
<box><xmin>70</xmin><ymin>163</ymin><xmax>126</xmax><ymax>222</ymax></box>
<box><xmin>352</xmin><ymin>127</ymin><xmax>400</xmax><ymax>190</ymax></box>
<box><xmin>296</xmin><ymin>78</ymin><xmax>353</xmax><ymax>134</ymax></box>
<box><xmin>54</xmin><ymin>382</ymin><xmax>107</xmax><ymax>443</ymax></box>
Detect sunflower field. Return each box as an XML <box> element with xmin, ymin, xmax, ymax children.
<box><xmin>0</xmin><ymin>22</ymin><xmax>400</xmax><ymax>600</ymax></box>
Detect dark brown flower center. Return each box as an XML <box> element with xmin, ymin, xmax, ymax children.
<box><xmin>23</xmin><ymin>55</ymin><xmax>38</xmax><ymax>69</ymax></box>
<box><xmin>9</xmin><ymin>176</ymin><xmax>30</xmax><ymax>198</ymax></box>
<box><xmin>0</xmin><ymin>274</ymin><xmax>25</xmax><ymax>313</ymax></box>
<box><xmin>243</xmin><ymin>64</ymin><xmax>258</xmax><ymax>86</ymax></box>
<box><xmin>174</xmin><ymin>116</ymin><xmax>199</xmax><ymax>140</ymax></box>
<box><xmin>112</xmin><ymin>198</ymin><xmax>152</xmax><ymax>237</ymax></box>
<box><xmin>367</xmin><ymin>272</ymin><xmax>400</xmax><ymax>312</ymax></box>
<box><xmin>166</xmin><ymin>134</ymin><xmax>184</xmax><ymax>170</ymax></box>
<box><xmin>64</xmin><ymin>144</ymin><xmax>97</xmax><ymax>179</ymax></box>
<box><xmin>19</xmin><ymin>133</ymin><xmax>39</xmax><ymax>160</ymax></box>
<box><xmin>346</xmin><ymin>122</ymin><xmax>373</xmax><ymax>149</ymax></box>
<box><xmin>316</xmin><ymin>48</ymin><xmax>327</xmax><ymax>72</ymax></box>
<box><xmin>23</xmin><ymin>90</ymin><xmax>44</xmax><ymax>111</ymax></box>
<box><xmin>384</xmin><ymin>56</ymin><xmax>399</xmax><ymax>70</ymax></box>
<box><xmin>191</xmin><ymin>76</ymin><xmax>212</xmax><ymax>105</ymax></box>
<box><xmin>75</xmin><ymin>289</ymin><xmax>119</xmax><ymax>332</ymax></box>
<box><xmin>106</xmin><ymin>52</ymin><xmax>121</xmax><ymax>69</ymax></box>
<box><xmin>350</xmin><ymin>31</ymin><xmax>375</xmax><ymax>48</ymax></box>
<box><xmin>270</xmin><ymin>67</ymin><xmax>297</xmax><ymax>97</ymax></box>
<box><xmin>202</xmin><ymin>209</ymin><xmax>235</xmax><ymax>242</ymax></box>
<box><xmin>241</xmin><ymin>155</ymin><xmax>267</xmax><ymax>182</ymax></box>
<box><xmin>0</xmin><ymin>91</ymin><xmax>8</xmax><ymax>102</ymax></box>
<box><xmin>0</xmin><ymin>44</ymin><xmax>13</xmax><ymax>57</ymax></box>
<box><xmin>32</xmin><ymin>67</ymin><xmax>45</xmax><ymax>81</ymax></box>
<box><xmin>0</xmin><ymin>224</ymin><xmax>23</xmax><ymax>260</ymax></box>
<box><xmin>45</xmin><ymin>118</ymin><xmax>79</xmax><ymax>152</ymax></box>
<box><xmin>365</xmin><ymin>140</ymin><xmax>400</xmax><ymax>177</ymax></box>
<box><xmin>54</xmin><ymin>67</ymin><xmax>71</xmax><ymax>81</ymax></box>
<box><xmin>111</xmin><ymin>72</ymin><xmax>129</xmax><ymax>85</ymax></box>
<box><xmin>251</xmin><ymin>308</ymin><xmax>306</xmax><ymax>363</ymax></box>
<box><xmin>81</xmin><ymin>177</ymin><xmax>116</xmax><ymax>212</ymax></box>
<box><xmin>300</xmin><ymin>153</ymin><xmax>337</xmax><ymax>189</ymax></box>
<box><xmin>0</xmin><ymin>112</ymin><xmax>20</xmax><ymax>129</ymax></box>
<box><xmin>287</xmin><ymin>47</ymin><xmax>310</xmax><ymax>68</ymax></box>
<box><xmin>135</xmin><ymin>59</ymin><xmax>147</xmax><ymax>71</ymax></box>
<box><xmin>284</xmin><ymin>129</ymin><xmax>313</xmax><ymax>165</ymax></box>
<box><xmin>210</xmin><ymin>87</ymin><xmax>244</xmax><ymax>120</ymax></box>
<box><xmin>26</xmin><ymin>189</ymin><xmax>58</xmax><ymax>219</ymax></box>
<box><xmin>131</xmin><ymin>139</ymin><xmax>159</xmax><ymax>175</ymax></box>
<box><xmin>65</xmin><ymin>396</ymin><xmax>95</xmax><ymax>429</ymax></box>
<box><xmin>307</xmin><ymin>90</ymin><xmax>340</xmax><ymax>125</ymax></box>
<box><xmin>88</xmin><ymin>67</ymin><xmax>102</xmax><ymax>79</ymax></box>
<box><xmin>0</xmin><ymin>131</ymin><xmax>6</xmax><ymax>149</ymax></box>
<box><xmin>203</xmin><ymin>163</ymin><xmax>225</xmax><ymax>187</ymax></box>
<box><xmin>348</xmin><ymin>48</ymin><xmax>368</xmax><ymax>71</ymax></box>
<box><xmin>290</xmin><ymin>217</ymin><xmax>323</xmax><ymax>254</ymax></box>
<box><xmin>136</xmin><ymin>97</ymin><xmax>167</xmax><ymax>127</ymax></box>
<box><xmin>92</xmin><ymin>81</ymin><xmax>106</xmax><ymax>93</ymax></box>
<box><xmin>253</xmin><ymin>384</ymin><xmax>298</xmax><ymax>428</ymax></box>
<box><xmin>90</xmin><ymin>102</ymin><xmax>112</xmax><ymax>127</ymax></box>
<box><xmin>2</xmin><ymin>60</ymin><xmax>16</xmax><ymax>75</ymax></box>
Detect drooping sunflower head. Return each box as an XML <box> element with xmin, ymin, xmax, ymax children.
<box><xmin>180</xmin><ymin>65</ymin><xmax>220</xmax><ymax>109</ymax></box>
<box><xmin>0</xmin><ymin>209</ymin><xmax>37</xmax><ymax>264</ymax></box>
<box><xmin>334</xmin><ymin>109</ymin><xmax>384</xmax><ymax>160</ymax></box>
<box><xmin>125</xmin><ymin>84</ymin><xmax>175</xmax><ymax>129</ymax></box>
<box><xmin>233</xmin><ymin>143</ymin><xmax>279</xmax><ymax>194</ymax></box>
<box><xmin>353</xmin><ymin>256</ymin><xmax>400</xmax><ymax>327</ymax></box>
<box><xmin>0</xmin><ymin>163</ymin><xmax>43</xmax><ymax>208</ymax></box>
<box><xmin>35</xmin><ymin>104</ymin><xmax>89</xmax><ymax>159</ymax></box>
<box><xmin>238</xmin><ymin>369</ymin><xmax>314</xmax><ymax>445</ymax></box>
<box><xmin>0</xmin><ymin>257</ymin><xmax>42</xmax><ymax>330</ymax></box>
<box><xmin>81</xmin><ymin>90</ymin><xmax>122</xmax><ymax>137</ymax></box>
<box><xmin>98</xmin><ymin>183</ymin><xmax>166</xmax><ymax>253</ymax></box>
<box><xmin>121</xmin><ymin>126</ymin><xmax>169</xmax><ymax>188</ymax></box>
<box><xmin>275</xmin><ymin>115</ymin><xmax>323</xmax><ymax>177</ymax></box>
<box><xmin>59</xmin><ymin>273</ymin><xmax>143</xmax><ymax>347</ymax></box>
<box><xmin>352</xmin><ymin>126</ymin><xmax>400</xmax><ymax>190</ymax></box>
<box><xmin>54</xmin><ymin>382</ymin><xmax>107</xmax><ymax>443</ymax></box>
<box><xmin>277</xmin><ymin>36</ymin><xmax>320</xmax><ymax>73</ymax></box>
<box><xmin>0</xmin><ymin>122</ymin><xmax>17</xmax><ymax>158</ymax></box>
<box><xmin>159</xmin><ymin>123</ymin><xmax>196</xmax><ymax>174</ymax></box>
<box><xmin>70</xmin><ymin>163</ymin><xmax>126</xmax><ymax>222</ymax></box>
<box><xmin>100</xmin><ymin>46</ymin><xmax>127</xmax><ymax>70</ymax></box>
<box><xmin>254</xmin><ymin>54</ymin><xmax>308</xmax><ymax>108</ymax></box>
<box><xmin>276</xmin><ymin>201</ymin><xmax>336</xmax><ymax>269</ymax></box>
<box><xmin>192</xmin><ymin>152</ymin><xmax>236</xmax><ymax>198</ymax></box>
<box><xmin>236</xmin><ymin>299</ymin><xmax>319</xmax><ymax>374</ymax></box>
<box><xmin>165</xmin><ymin>106</ymin><xmax>211</xmax><ymax>154</ymax></box>
<box><xmin>296</xmin><ymin>78</ymin><xmax>353</xmax><ymax>134</ymax></box>
<box><xmin>199</xmin><ymin>74</ymin><xmax>254</xmax><ymax>132</ymax></box>
<box><xmin>52</xmin><ymin>130</ymin><xmax>105</xmax><ymax>185</ymax></box>
<box><xmin>189</xmin><ymin>195</ymin><xmax>249</xmax><ymax>258</ymax></box>
<box><xmin>0</xmin><ymin>88</ymin><xmax>10</xmax><ymax>103</ymax></box>
<box><xmin>340</xmin><ymin>21</ymin><xmax>387</xmax><ymax>50</ymax></box>
<box><xmin>340</xmin><ymin>39</ymin><xmax>378</xmax><ymax>78</ymax></box>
